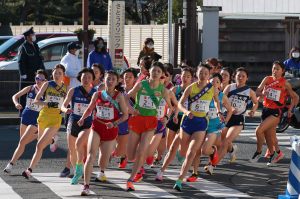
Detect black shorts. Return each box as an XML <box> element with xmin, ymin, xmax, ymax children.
<box><xmin>225</xmin><ymin>115</ymin><xmax>245</xmax><ymax>128</ymax></box>
<box><xmin>166</xmin><ymin>114</ymin><xmax>183</xmax><ymax>133</ymax></box>
<box><xmin>261</xmin><ymin>108</ymin><xmax>282</xmax><ymax>121</ymax></box>
<box><xmin>67</xmin><ymin>118</ymin><xmax>92</xmax><ymax>137</ymax></box>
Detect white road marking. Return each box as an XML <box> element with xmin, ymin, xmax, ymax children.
<box><xmin>0</xmin><ymin>177</ymin><xmax>23</xmax><ymax>199</ymax></box>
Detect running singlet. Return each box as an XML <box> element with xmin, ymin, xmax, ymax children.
<box><xmin>157</xmin><ymin>99</ymin><xmax>167</xmax><ymax>119</ymax></box>
<box><xmin>135</xmin><ymin>80</ymin><xmax>164</xmax><ymax>116</ymax></box>
<box><xmin>227</xmin><ymin>83</ymin><xmax>250</xmax><ymax>115</ymax></box>
<box><xmin>71</xmin><ymin>86</ymin><xmax>97</xmax><ymax>121</ymax></box>
<box><xmin>189</xmin><ymin>82</ymin><xmax>214</xmax><ymax>117</ymax></box>
<box><xmin>95</xmin><ymin>90</ymin><xmax>119</xmax><ymax>122</ymax></box>
<box><xmin>25</xmin><ymin>85</ymin><xmax>42</xmax><ymax>112</ymax></box>
<box><xmin>263</xmin><ymin>76</ymin><xmax>287</xmax><ymax>109</ymax></box>
<box><xmin>207</xmin><ymin>92</ymin><xmax>224</xmax><ymax>119</ymax></box>
<box><xmin>175</xmin><ymin>85</ymin><xmax>188</xmax><ymax>115</ymax></box>
<box><xmin>42</xmin><ymin>81</ymin><xmax>67</xmax><ymax>114</ymax></box>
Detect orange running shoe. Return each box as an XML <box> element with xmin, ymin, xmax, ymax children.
<box><xmin>119</xmin><ymin>157</ymin><xmax>128</xmax><ymax>169</ymax></box>
<box><xmin>133</xmin><ymin>173</ymin><xmax>143</xmax><ymax>182</ymax></box>
<box><xmin>126</xmin><ymin>180</ymin><xmax>135</xmax><ymax>191</ymax></box>
<box><xmin>210</xmin><ymin>145</ymin><xmax>219</xmax><ymax>166</ymax></box>
<box><xmin>146</xmin><ymin>156</ymin><xmax>155</xmax><ymax>166</ymax></box>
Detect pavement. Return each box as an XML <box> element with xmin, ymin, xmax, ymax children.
<box><xmin>0</xmin><ymin>121</ymin><xmax>297</xmax><ymax>199</ymax></box>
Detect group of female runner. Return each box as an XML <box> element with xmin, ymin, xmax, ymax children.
<box><xmin>3</xmin><ymin>58</ymin><xmax>299</xmax><ymax>194</ymax></box>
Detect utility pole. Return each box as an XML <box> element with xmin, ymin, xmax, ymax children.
<box><xmin>168</xmin><ymin>0</ymin><xmax>173</xmax><ymax>65</ymax></box>
<box><xmin>185</xmin><ymin>0</ymin><xmax>198</xmax><ymax>67</ymax></box>
<box><xmin>82</xmin><ymin>0</ymin><xmax>89</xmax><ymax>67</ymax></box>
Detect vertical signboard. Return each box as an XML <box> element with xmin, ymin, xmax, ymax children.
<box><xmin>108</xmin><ymin>0</ymin><xmax>125</xmax><ymax>73</ymax></box>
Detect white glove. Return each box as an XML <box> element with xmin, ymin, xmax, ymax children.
<box><xmin>21</xmin><ymin>75</ymin><xmax>27</xmax><ymax>79</ymax></box>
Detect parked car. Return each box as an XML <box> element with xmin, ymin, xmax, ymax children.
<box><xmin>0</xmin><ymin>36</ymin><xmax>13</xmax><ymax>46</ymax></box>
<box><xmin>0</xmin><ymin>32</ymin><xmax>75</xmax><ymax>61</ymax></box>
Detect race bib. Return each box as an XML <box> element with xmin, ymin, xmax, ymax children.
<box><xmin>207</xmin><ymin>107</ymin><xmax>218</xmax><ymax>119</ymax></box>
<box><xmin>26</xmin><ymin>98</ymin><xmax>42</xmax><ymax>112</ymax></box>
<box><xmin>73</xmin><ymin>103</ymin><xmax>89</xmax><ymax>116</ymax></box>
<box><xmin>47</xmin><ymin>95</ymin><xmax>64</xmax><ymax>109</ymax></box>
<box><xmin>96</xmin><ymin>106</ymin><xmax>114</xmax><ymax>120</ymax></box>
<box><xmin>157</xmin><ymin>99</ymin><xmax>167</xmax><ymax>119</ymax></box>
<box><xmin>190</xmin><ymin>99</ymin><xmax>210</xmax><ymax>113</ymax></box>
<box><xmin>266</xmin><ymin>88</ymin><xmax>281</xmax><ymax>101</ymax></box>
<box><xmin>231</xmin><ymin>97</ymin><xmax>246</xmax><ymax>114</ymax></box>
<box><xmin>183</xmin><ymin>100</ymin><xmax>188</xmax><ymax>109</ymax></box>
<box><xmin>139</xmin><ymin>95</ymin><xmax>157</xmax><ymax>109</ymax></box>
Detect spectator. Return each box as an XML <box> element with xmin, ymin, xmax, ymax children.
<box><xmin>18</xmin><ymin>27</ymin><xmax>45</xmax><ymax>114</ymax></box>
<box><xmin>136</xmin><ymin>56</ymin><xmax>152</xmax><ymax>84</ymax></box>
<box><xmin>283</xmin><ymin>47</ymin><xmax>300</xmax><ymax>73</ymax></box>
<box><xmin>137</xmin><ymin>38</ymin><xmax>162</xmax><ymax>66</ymax></box>
<box><xmin>87</xmin><ymin>37</ymin><xmax>113</xmax><ymax>71</ymax></box>
<box><xmin>60</xmin><ymin>42</ymin><xmax>82</xmax><ymax>90</ymax></box>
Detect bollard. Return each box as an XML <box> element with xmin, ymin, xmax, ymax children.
<box><xmin>278</xmin><ymin>136</ymin><xmax>300</xmax><ymax>199</ymax></box>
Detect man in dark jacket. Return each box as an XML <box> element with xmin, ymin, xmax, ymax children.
<box><xmin>18</xmin><ymin>27</ymin><xmax>45</xmax><ymax>114</ymax></box>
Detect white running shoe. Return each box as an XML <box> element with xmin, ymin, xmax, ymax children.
<box><xmin>155</xmin><ymin>170</ymin><xmax>164</xmax><ymax>181</ymax></box>
<box><xmin>204</xmin><ymin>164</ymin><xmax>215</xmax><ymax>175</ymax></box>
<box><xmin>50</xmin><ymin>135</ymin><xmax>58</xmax><ymax>152</ymax></box>
<box><xmin>4</xmin><ymin>163</ymin><xmax>13</xmax><ymax>173</ymax></box>
<box><xmin>229</xmin><ymin>145</ymin><xmax>238</xmax><ymax>163</ymax></box>
<box><xmin>96</xmin><ymin>172</ymin><xmax>107</xmax><ymax>182</ymax></box>
<box><xmin>81</xmin><ymin>184</ymin><xmax>90</xmax><ymax>196</ymax></box>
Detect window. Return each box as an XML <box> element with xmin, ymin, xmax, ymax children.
<box><xmin>41</xmin><ymin>43</ymin><xmax>64</xmax><ymax>62</ymax></box>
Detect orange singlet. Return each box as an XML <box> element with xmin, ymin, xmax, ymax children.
<box><xmin>263</xmin><ymin>76</ymin><xmax>287</xmax><ymax>109</ymax></box>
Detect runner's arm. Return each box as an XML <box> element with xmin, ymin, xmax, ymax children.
<box><xmin>33</xmin><ymin>82</ymin><xmax>49</xmax><ymax>106</ymax></box>
<box><xmin>114</xmin><ymin>93</ymin><xmax>129</xmax><ymax>126</ymax></box>
<box><xmin>78</xmin><ymin>92</ymin><xmax>97</xmax><ymax>122</ymax></box>
<box><xmin>61</xmin><ymin>88</ymin><xmax>74</xmax><ymax>113</ymax></box>
<box><xmin>249</xmin><ymin>89</ymin><xmax>259</xmax><ymax>113</ymax></box>
<box><xmin>178</xmin><ymin>85</ymin><xmax>192</xmax><ymax>115</ymax></box>
<box><xmin>12</xmin><ymin>86</ymin><xmax>31</xmax><ymax>109</ymax></box>
<box><xmin>222</xmin><ymin>95</ymin><xmax>233</xmax><ymax>123</ymax></box>
<box><xmin>256</xmin><ymin>77</ymin><xmax>268</xmax><ymax>97</ymax></box>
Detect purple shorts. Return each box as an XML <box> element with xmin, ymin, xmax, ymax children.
<box><xmin>155</xmin><ymin>120</ymin><xmax>166</xmax><ymax>138</ymax></box>
<box><xmin>118</xmin><ymin>120</ymin><xmax>129</xmax><ymax>136</ymax></box>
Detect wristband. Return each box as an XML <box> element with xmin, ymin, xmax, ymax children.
<box><xmin>217</xmin><ymin>112</ymin><xmax>223</xmax><ymax>115</ymax></box>
<box><xmin>47</xmin><ymin>102</ymin><xmax>59</xmax><ymax>108</ymax></box>
<box><xmin>113</xmin><ymin>121</ymin><xmax>119</xmax><ymax>127</ymax></box>
<box><xmin>164</xmin><ymin>115</ymin><xmax>169</xmax><ymax>120</ymax></box>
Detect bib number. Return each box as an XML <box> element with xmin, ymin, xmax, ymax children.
<box><xmin>230</xmin><ymin>97</ymin><xmax>246</xmax><ymax>114</ymax></box>
<box><xmin>73</xmin><ymin>103</ymin><xmax>89</xmax><ymax>116</ymax></box>
<box><xmin>207</xmin><ymin>107</ymin><xmax>218</xmax><ymax>119</ymax></box>
<box><xmin>190</xmin><ymin>100</ymin><xmax>210</xmax><ymax>113</ymax></box>
<box><xmin>26</xmin><ymin>98</ymin><xmax>41</xmax><ymax>111</ymax></box>
<box><xmin>266</xmin><ymin>88</ymin><xmax>281</xmax><ymax>101</ymax></box>
<box><xmin>139</xmin><ymin>95</ymin><xmax>157</xmax><ymax>109</ymax></box>
<box><xmin>96</xmin><ymin>106</ymin><xmax>114</xmax><ymax>120</ymax></box>
<box><xmin>157</xmin><ymin>99</ymin><xmax>167</xmax><ymax>119</ymax></box>
<box><xmin>47</xmin><ymin>95</ymin><xmax>64</xmax><ymax>109</ymax></box>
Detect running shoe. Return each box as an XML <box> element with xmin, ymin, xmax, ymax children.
<box><xmin>59</xmin><ymin>167</ymin><xmax>70</xmax><ymax>177</ymax></box>
<box><xmin>272</xmin><ymin>151</ymin><xmax>285</xmax><ymax>163</ymax></box>
<box><xmin>81</xmin><ymin>184</ymin><xmax>90</xmax><ymax>196</ymax></box>
<box><xmin>22</xmin><ymin>169</ymin><xmax>31</xmax><ymax>179</ymax></box>
<box><xmin>173</xmin><ymin>180</ymin><xmax>182</xmax><ymax>192</ymax></box>
<box><xmin>264</xmin><ymin>149</ymin><xmax>271</xmax><ymax>158</ymax></box>
<box><xmin>50</xmin><ymin>135</ymin><xmax>58</xmax><ymax>152</ymax></box>
<box><xmin>119</xmin><ymin>157</ymin><xmax>128</xmax><ymax>169</ymax></box>
<box><xmin>176</xmin><ymin>150</ymin><xmax>185</xmax><ymax>164</ymax></box>
<box><xmin>140</xmin><ymin>167</ymin><xmax>145</xmax><ymax>175</ymax></box>
<box><xmin>146</xmin><ymin>156</ymin><xmax>155</xmax><ymax>166</ymax></box>
<box><xmin>155</xmin><ymin>170</ymin><xmax>163</xmax><ymax>181</ymax></box>
<box><xmin>111</xmin><ymin>150</ymin><xmax>117</xmax><ymax>158</ymax></box>
<box><xmin>186</xmin><ymin>173</ymin><xmax>198</xmax><ymax>182</ymax></box>
<box><xmin>267</xmin><ymin>153</ymin><xmax>276</xmax><ymax>166</ymax></box>
<box><xmin>249</xmin><ymin>151</ymin><xmax>262</xmax><ymax>163</ymax></box>
<box><xmin>210</xmin><ymin>145</ymin><xmax>219</xmax><ymax>165</ymax></box>
<box><xmin>71</xmin><ymin>164</ymin><xmax>83</xmax><ymax>185</ymax></box>
<box><xmin>4</xmin><ymin>163</ymin><xmax>13</xmax><ymax>173</ymax></box>
<box><xmin>204</xmin><ymin>164</ymin><xmax>215</xmax><ymax>175</ymax></box>
<box><xmin>95</xmin><ymin>172</ymin><xmax>107</xmax><ymax>182</ymax></box>
<box><xmin>133</xmin><ymin>172</ymin><xmax>143</xmax><ymax>182</ymax></box>
<box><xmin>126</xmin><ymin>180</ymin><xmax>135</xmax><ymax>191</ymax></box>
<box><xmin>229</xmin><ymin>145</ymin><xmax>238</xmax><ymax>163</ymax></box>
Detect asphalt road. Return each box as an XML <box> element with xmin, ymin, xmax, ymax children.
<box><xmin>0</xmin><ymin>122</ymin><xmax>298</xmax><ymax>199</ymax></box>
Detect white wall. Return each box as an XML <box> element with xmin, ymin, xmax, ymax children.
<box><xmin>203</xmin><ymin>0</ymin><xmax>300</xmax><ymax>13</ymax></box>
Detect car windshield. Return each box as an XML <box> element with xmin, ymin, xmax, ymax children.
<box><xmin>0</xmin><ymin>37</ymin><xmax>18</xmax><ymax>54</ymax></box>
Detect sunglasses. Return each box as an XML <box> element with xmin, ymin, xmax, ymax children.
<box><xmin>35</xmin><ymin>77</ymin><xmax>46</xmax><ymax>81</ymax></box>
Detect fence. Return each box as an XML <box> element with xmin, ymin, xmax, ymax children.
<box><xmin>10</xmin><ymin>24</ymin><xmax>182</xmax><ymax>67</ymax></box>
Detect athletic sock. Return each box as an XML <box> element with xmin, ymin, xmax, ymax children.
<box><xmin>28</xmin><ymin>168</ymin><xmax>32</xmax><ymax>172</ymax></box>
<box><xmin>9</xmin><ymin>162</ymin><xmax>14</xmax><ymax>166</ymax></box>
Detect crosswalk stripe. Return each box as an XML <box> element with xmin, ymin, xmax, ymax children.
<box><xmin>163</xmin><ymin>169</ymin><xmax>251</xmax><ymax>198</ymax></box>
<box><xmin>0</xmin><ymin>177</ymin><xmax>22</xmax><ymax>199</ymax></box>
<box><xmin>94</xmin><ymin>170</ymin><xmax>177</xmax><ymax>198</ymax></box>
<box><xmin>32</xmin><ymin>173</ymin><xmax>97</xmax><ymax>199</ymax></box>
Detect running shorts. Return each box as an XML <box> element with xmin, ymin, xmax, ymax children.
<box><xmin>207</xmin><ymin>118</ymin><xmax>224</xmax><ymax>135</ymax></box>
<box><xmin>92</xmin><ymin>120</ymin><xmax>118</xmax><ymax>141</ymax></box>
<box><xmin>261</xmin><ymin>107</ymin><xmax>282</xmax><ymax>121</ymax></box>
<box><xmin>67</xmin><ymin>118</ymin><xmax>91</xmax><ymax>138</ymax></box>
<box><xmin>37</xmin><ymin>112</ymin><xmax>62</xmax><ymax>130</ymax></box>
<box><xmin>155</xmin><ymin>120</ymin><xmax>167</xmax><ymax>138</ymax></box>
<box><xmin>225</xmin><ymin>115</ymin><xmax>244</xmax><ymax>128</ymax></box>
<box><xmin>21</xmin><ymin>108</ymin><xmax>39</xmax><ymax>126</ymax></box>
<box><xmin>180</xmin><ymin>115</ymin><xmax>208</xmax><ymax>135</ymax></box>
<box><xmin>128</xmin><ymin>115</ymin><xmax>158</xmax><ymax>134</ymax></box>
<box><xmin>166</xmin><ymin>114</ymin><xmax>183</xmax><ymax>133</ymax></box>
<box><xmin>118</xmin><ymin>120</ymin><xmax>129</xmax><ymax>136</ymax></box>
